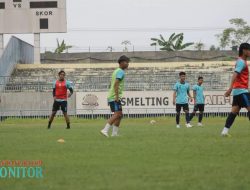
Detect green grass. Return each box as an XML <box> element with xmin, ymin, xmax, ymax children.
<box><xmin>0</xmin><ymin>116</ymin><xmax>250</xmax><ymax>190</ymax></box>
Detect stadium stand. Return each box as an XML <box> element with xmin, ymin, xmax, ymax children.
<box><xmin>2</xmin><ymin>65</ymin><xmax>232</xmax><ymax>92</ymax></box>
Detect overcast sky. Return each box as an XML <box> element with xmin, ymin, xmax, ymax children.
<box><xmin>4</xmin><ymin>0</ymin><xmax>250</xmax><ymax>52</ymax></box>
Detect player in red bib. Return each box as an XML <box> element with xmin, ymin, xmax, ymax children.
<box><xmin>221</xmin><ymin>43</ymin><xmax>250</xmax><ymax>137</ymax></box>
<box><xmin>48</xmin><ymin>70</ymin><xmax>73</xmax><ymax>129</ymax></box>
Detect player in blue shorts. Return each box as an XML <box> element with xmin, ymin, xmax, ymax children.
<box><xmin>173</xmin><ymin>72</ymin><xmax>193</xmax><ymax>128</ymax></box>
<box><xmin>189</xmin><ymin>76</ymin><xmax>205</xmax><ymax>126</ymax></box>
<box><xmin>221</xmin><ymin>43</ymin><xmax>250</xmax><ymax>137</ymax></box>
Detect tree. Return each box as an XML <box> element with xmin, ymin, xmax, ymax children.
<box><xmin>194</xmin><ymin>41</ymin><xmax>205</xmax><ymax>51</ymax></box>
<box><xmin>209</xmin><ymin>45</ymin><xmax>220</xmax><ymax>51</ymax></box>
<box><xmin>121</xmin><ymin>40</ymin><xmax>131</xmax><ymax>52</ymax></box>
<box><xmin>107</xmin><ymin>46</ymin><xmax>114</xmax><ymax>52</ymax></box>
<box><xmin>216</xmin><ymin>18</ymin><xmax>250</xmax><ymax>50</ymax></box>
<box><xmin>54</xmin><ymin>39</ymin><xmax>72</xmax><ymax>54</ymax></box>
<box><xmin>150</xmin><ymin>33</ymin><xmax>193</xmax><ymax>51</ymax></box>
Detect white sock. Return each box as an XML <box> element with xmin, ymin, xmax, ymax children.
<box><xmin>112</xmin><ymin>125</ymin><xmax>119</xmax><ymax>136</ymax></box>
<box><xmin>103</xmin><ymin>123</ymin><xmax>112</xmax><ymax>133</ymax></box>
<box><xmin>222</xmin><ymin>127</ymin><xmax>229</xmax><ymax>134</ymax></box>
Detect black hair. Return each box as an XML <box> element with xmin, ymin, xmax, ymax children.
<box><xmin>58</xmin><ymin>70</ymin><xmax>66</xmax><ymax>75</ymax></box>
<box><xmin>239</xmin><ymin>43</ymin><xmax>250</xmax><ymax>56</ymax></box>
<box><xmin>198</xmin><ymin>76</ymin><xmax>203</xmax><ymax>80</ymax></box>
<box><xmin>179</xmin><ymin>72</ymin><xmax>186</xmax><ymax>76</ymax></box>
<box><xmin>118</xmin><ymin>55</ymin><xmax>130</xmax><ymax>64</ymax></box>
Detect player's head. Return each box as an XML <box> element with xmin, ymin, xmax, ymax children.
<box><xmin>179</xmin><ymin>72</ymin><xmax>186</xmax><ymax>82</ymax></box>
<box><xmin>198</xmin><ymin>76</ymin><xmax>203</xmax><ymax>85</ymax></box>
<box><xmin>118</xmin><ymin>55</ymin><xmax>130</xmax><ymax>70</ymax></box>
<box><xmin>58</xmin><ymin>70</ymin><xmax>66</xmax><ymax>81</ymax></box>
<box><xmin>239</xmin><ymin>43</ymin><xmax>250</xmax><ymax>57</ymax></box>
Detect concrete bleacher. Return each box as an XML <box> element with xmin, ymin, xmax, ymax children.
<box><xmin>2</xmin><ymin>62</ymin><xmax>233</xmax><ymax>92</ymax></box>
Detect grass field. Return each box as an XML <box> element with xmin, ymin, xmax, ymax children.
<box><xmin>0</xmin><ymin>116</ymin><xmax>250</xmax><ymax>190</ymax></box>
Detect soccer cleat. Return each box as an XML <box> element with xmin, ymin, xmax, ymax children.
<box><xmin>66</xmin><ymin>124</ymin><xmax>70</xmax><ymax>129</ymax></box>
<box><xmin>100</xmin><ymin>130</ymin><xmax>109</xmax><ymax>137</ymax></box>
<box><xmin>197</xmin><ymin>123</ymin><xmax>203</xmax><ymax>127</ymax></box>
<box><xmin>176</xmin><ymin>125</ymin><xmax>181</xmax><ymax>128</ymax></box>
<box><xmin>111</xmin><ymin>133</ymin><xmax>120</xmax><ymax>137</ymax></box>
<box><xmin>48</xmin><ymin>122</ymin><xmax>52</xmax><ymax>129</ymax></box>
<box><xmin>221</xmin><ymin>133</ymin><xmax>232</xmax><ymax>137</ymax></box>
<box><xmin>186</xmin><ymin>123</ymin><xmax>193</xmax><ymax>128</ymax></box>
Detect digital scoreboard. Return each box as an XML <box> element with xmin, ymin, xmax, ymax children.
<box><xmin>0</xmin><ymin>0</ymin><xmax>67</xmax><ymax>33</ymax></box>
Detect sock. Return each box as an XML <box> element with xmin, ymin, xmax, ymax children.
<box><xmin>67</xmin><ymin>122</ymin><xmax>70</xmax><ymax>129</ymax></box>
<box><xmin>222</xmin><ymin>127</ymin><xmax>229</xmax><ymax>134</ymax></box>
<box><xmin>198</xmin><ymin>113</ymin><xmax>203</xmax><ymax>123</ymax></box>
<box><xmin>103</xmin><ymin>123</ymin><xmax>112</xmax><ymax>133</ymax></box>
<box><xmin>248</xmin><ymin>111</ymin><xmax>250</xmax><ymax>121</ymax></box>
<box><xmin>189</xmin><ymin>113</ymin><xmax>195</xmax><ymax>121</ymax></box>
<box><xmin>176</xmin><ymin>112</ymin><xmax>180</xmax><ymax>125</ymax></box>
<box><xmin>185</xmin><ymin>112</ymin><xmax>190</xmax><ymax>124</ymax></box>
<box><xmin>112</xmin><ymin>125</ymin><xmax>119</xmax><ymax>136</ymax></box>
<box><xmin>225</xmin><ymin>112</ymin><xmax>237</xmax><ymax>129</ymax></box>
<box><xmin>48</xmin><ymin>121</ymin><xmax>52</xmax><ymax>129</ymax></box>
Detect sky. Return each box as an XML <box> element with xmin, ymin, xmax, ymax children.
<box><xmin>3</xmin><ymin>0</ymin><xmax>250</xmax><ymax>52</ymax></box>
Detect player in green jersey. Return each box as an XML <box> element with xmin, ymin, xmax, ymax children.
<box><xmin>100</xmin><ymin>55</ymin><xmax>130</xmax><ymax>137</ymax></box>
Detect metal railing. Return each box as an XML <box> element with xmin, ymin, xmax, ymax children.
<box><xmin>0</xmin><ymin>108</ymin><xmax>248</xmax><ymax>121</ymax></box>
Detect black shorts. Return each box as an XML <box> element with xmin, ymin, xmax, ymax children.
<box><xmin>176</xmin><ymin>104</ymin><xmax>189</xmax><ymax>112</ymax></box>
<box><xmin>52</xmin><ymin>101</ymin><xmax>68</xmax><ymax>113</ymax></box>
<box><xmin>232</xmin><ymin>93</ymin><xmax>250</xmax><ymax>108</ymax></box>
<box><xmin>109</xmin><ymin>101</ymin><xmax>122</xmax><ymax>112</ymax></box>
<box><xmin>193</xmin><ymin>104</ymin><xmax>205</xmax><ymax>112</ymax></box>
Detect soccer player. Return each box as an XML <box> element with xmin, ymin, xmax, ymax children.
<box><xmin>173</xmin><ymin>72</ymin><xmax>193</xmax><ymax>128</ymax></box>
<box><xmin>189</xmin><ymin>76</ymin><xmax>205</xmax><ymax>126</ymax></box>
<box><xmin>48</xmin><ymin>70</ymin><xmax>73</xmax><ymax>129</ymax></box>
<box><xmin>100</xmin><ymin>55</ymin><xmax>130</xmax><ymax>137</ymax></box>
<box><xmin>221</xmin><ymin>43</ymin><xmax>250</xmax><ymax>137</ymax></box>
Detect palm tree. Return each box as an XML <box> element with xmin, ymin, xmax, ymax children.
<box><xmin>121</xmin><ymin>40</ymin><xmax>131</xmax><ymax>52</ymax></box>
<box><xmin>150</xmin><ymin>33</ymin><xmax>193</xmax><ymax>51</ymax></box>
<box><xmin>54</xmin><ymin>39</ymin><xmax>72</xmax><ymax>54</ymax></box>
<box><xmin>194</xmin><ymin>41</ymin><xmax>205</xmax><ymax>51</ymax></box>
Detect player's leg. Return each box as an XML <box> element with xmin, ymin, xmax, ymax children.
<box><xmin>222</xmin><ymin>94</ymin><xmax>243</xmax><ymax>136</ymax></box>
<box><xmin>242</xmin><ymin>93</ymin><xmax>250</xmax><ymax>120</ymax></box>
<box><xmin>198</xmin><ymin>104</ymin><xmax>205</xmax><ymax>126</ymax></box>
<box><xmin>221</xmin><ymin>106</ymin><xmax>240</xmax><ymax>136</ymax></box>
<box><xmin>189</xmin><ymin>105</ymin><xmax>198</xmax><ymax>122</ymax></box>
<box><xmin>48</xmin><ymin>101</ymin><xmax>59</xmax><ymax>129</ymax></box>
<box><xmin>111</xmin><ymin>111</ymin><xmax>123</xmax><ymax>137</ymax></box>
<box><xmin>61</xmin><ymin>101</ymin><xmax>70</xmax><ymax>129</ymax></box>
<box><xmin>184</xmin><ymin>104</ymin><xmax>192</xmax><ymax>128</ymax></box>
<box><xmin>176</xmin><ymin>104</ymin><xmax>181</xmax><ymax>128</ymax></box>
<box><xmin>101</xmin><ymin>101</ymin><xmax>122</xmax><ymax>137</ymax></box>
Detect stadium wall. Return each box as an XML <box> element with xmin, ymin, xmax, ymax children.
<box><xmin>0</xmin><ymin>91</ymin><xmax>246</xmax><ymax>118</ymax></box>
<box><xmin>41</xmin><ymin>51</ymin><xmax>237</xmax><ymax>64</ymax></box>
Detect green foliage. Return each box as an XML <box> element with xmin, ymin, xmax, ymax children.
<box><xmin>194</xmin><ymin>41</ymin><xmax>205</xmax><ymax>51</ymax></box>
<box><xmin>151</xmin><ymin>33</ymin><xmax>194</xmax><ymax>51</ymax></box>
<box><xmin>216</xmin><ymin>18</ymin><xmax>250</xmax><ymax>50</ymax></box>
<box><xmin>54</xmin><ymin>39</ymin><xmax>72</xmax><ymax>54</ymax></box>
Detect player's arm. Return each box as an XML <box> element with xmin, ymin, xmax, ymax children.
<box><xmin>193</xmin><ymin>90</ymin><xmax>197</xmax><ymax>104</ymax></box>
<box><xmin>173</xmin><ymin>84</ymin><xmax>177</xmax><ymax>105</ymax></box>
<box><xmin>67</xmin><ymin>81</ymin><xmax>74</xmax><ymax>98</ymax></box>
<box><xmin>173</xmin><ymin>91</ymin><xmax>176</xmax><ymax>105</ymax></box>
<box><xmin>225</xmin><ymin>60</ymin><xmax>245</xmax><ymax>97</ymax></box>
<box><xmin>225</xmin><ymin>72</ymin><xmax>238</xmax><ymax>97</ymax></box>
<box><xmin>52</xmin><ymin>81</ymin><xmax>56</xmax><ymax>100</ymax></box>
<box><xmin>114</xmin><ymin>79</ymin><xmax>120</xmax><ymax>102</ymax></box>
<box><xmin>187</xmin><ymin>85</ymin><xmax>193</xmax><ymax>101</ymax></box>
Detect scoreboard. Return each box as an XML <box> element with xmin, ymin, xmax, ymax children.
<box><xmin>0</xmin><ymin>0</ymin><xmax>67</xmax><ymax>33</ymax></box>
